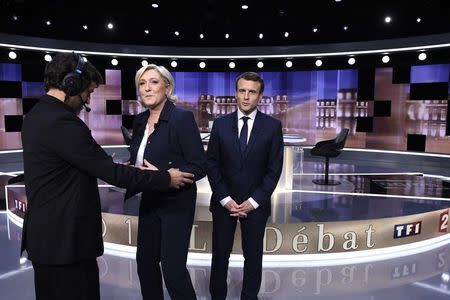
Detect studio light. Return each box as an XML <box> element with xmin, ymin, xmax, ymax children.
<box><xmin>8</xmin><ymin>51</ymin><xmax>17</xmax><ymax>60</ymax></box>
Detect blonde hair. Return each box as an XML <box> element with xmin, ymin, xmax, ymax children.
<box><xmin>135</xmin><ymin>64</ymin><xmax>177</xmax><ymax>104</ymax></box>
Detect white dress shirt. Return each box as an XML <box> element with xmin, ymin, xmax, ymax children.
<box><xmin>220</xmin><ymin>109</ymin><xmax>259</xmax><ymax>210</ymax></box>
<box><xmin>135</xmin><ymin>124</ymin><xmax>150</xmax><ymax>167</ymax></box>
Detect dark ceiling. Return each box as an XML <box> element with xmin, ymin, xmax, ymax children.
<box><xmin>1</xmin><ymin>0</ymin><xmax>449</xmax><ymax>47</ymax></box>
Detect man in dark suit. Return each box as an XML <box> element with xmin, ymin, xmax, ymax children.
<box><xmin>207</xmin><ymin>72</ymin><xmax>284</xmax><ymax>299</ymax></box>
<box><xmin>21</xmin><ymin>53</ymin><xmax>194</xmax><ymax>300</ymax></box>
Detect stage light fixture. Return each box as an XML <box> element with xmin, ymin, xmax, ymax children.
<box><xmin>258</xmin><ymin>33</ymin><xmax>263</xmax><ymax>39</ymax></box>
<box><xmin>242</xmin><ymin>5</ymin><xmax>249</xmax><ymax>10</ymax></box>
<box><xmin>12</xmin><ymin>15</ymin><xmax>18</xmax><ymax>21</ymax></box>
<box><xmin>229</xmin><ymin>62</ymin><xmax>236</xmax><ymax>69</ymax></box>
<box><xmin>45</xmin><ymin>20</ymin><xmax>51</xmax><ymax>26</ymax></box>
<box><xmin>348</xmin><ymin>57</ymin><xmax>356</xmax><ymax>65</ymax></box>
<box><xmin>144</xmin><ymin>29</ymin><xmax>149</xmax><ymax>35</ymax></box>
<box><xmin>171</xmin><ymin>61</ymin><xmax>178</xmax><ymax>68</ymax></box>
<box><xmin>199</xmin><ymin>62</ymin><xmax>206</xmax><ymax>69</ymax></box>
<box><xmin>141</xmin><ymin>60</ymin><xmax>148</xmax><ymax>67</ymax></box>
<box><xmin>225</xmin><ymin>33</ymin><xmax>230</xmax><ymax>39</ymax></box>
<box><xmin>174</xmin><ymin>31</ymin><xmax>180</xmax><ymax>36</ymax></box>
<box><xmin>315</xmin><ymin>59</ymin><xmax>323</xmax><ymax>67</ymax></box>
<box><xmin>200</xmin><ymin>33</ymin><xmax>204</xmax><ymax>39</ymax></box>
<box><xmin>313</xmin><ymin>28</ymin><xmax>318</xmax><ymax>33</ymax></box>
<box><xmin>418</xmin><ymin>52</ymin><xmax>427</xmax><ymax>61</ymax></box>
<box><xmin>343</xmin><ymin>25</ymin><xmax>348</xmax><ymax>31</ymax></box>
<box><xmin>44</xmin><ymin>54</ymin><xmax>52</xmax><ymax>62</ymax></box>
<box><xmin>8</xmin><ymin>51</ymin><xmax>17</xmax><ymax>60</ymax></box>
<box><xmin>284</xmin><ymin>32</ymin><xmax>289</xmax><ymax>38</ymax></box>
<box><xmin>83</xmin><ymin>25</ymin><xmax>88</xmax><ymax>30</ymax></box>
<box><xmin>382</xmin><ymin>55</ymin><xmax>390</xmax><ymax>63</ymax></box>
<box><xmin>152</xmin><ymin>3</ymin><xmax>159</xmax><ymax>8</ymax></box>
<box><xmin>384</xmin><ymin>16</ymin><xmax>391</xmax><ymax>23</ymax></box>
<box><xmin>111</xmin><ymin>58</ymin><xmax>118</xmax><ymax>66</ymax></box>
<box><xmin>257</xmin><ymin>61</ymin><xmax>264</xmax><ymax>68</ymax></box>
<box><xmin>107</xmin><ymin>23</ymin><xmax>114</xmax><ymax>29</ymax></box>
<box><xmin>286</xmin><ymin>61</ymin><xmax>293</xmax><ymax>68</ymax></box>
<box><xmin>416</xmin><ymin>17</ymin><xmax>422</xmax><ymax>23</ymax></box>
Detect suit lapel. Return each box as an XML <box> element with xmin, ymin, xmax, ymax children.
<box><xmin>242</xmin><ymin>110</ymin><xmax>262</xmax><ymax>160</ymax></box>
<box><xmin>229</xmin><ymin>112</ymin><xmax>242</xmax><ymax>160</ymax></box>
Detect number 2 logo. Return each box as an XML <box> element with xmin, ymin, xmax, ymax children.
<box><xmin>439</xmin><ymin>210</ymin><xmax>449</xmax><ymax>233</ymax></box>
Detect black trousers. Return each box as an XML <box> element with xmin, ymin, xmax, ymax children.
<box><xmin>210</xmin><ymin>206</ymin><xmax>268</xmax><ymax>300</ymax></box>
<box><xmin>136</xmin><ymin>206</ymin><xmax>196</xmax><ymax>300</ymax></box>
<box><xmin>32</xmin><ymin>258</ymin><xmax>99</xmax><ymax>300</ymax></box>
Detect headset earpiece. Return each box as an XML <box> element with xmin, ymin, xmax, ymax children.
<box><xmin>62</xmin><ymin>54</ymin><xmax>86</xmax><ymax>96</ymax></box>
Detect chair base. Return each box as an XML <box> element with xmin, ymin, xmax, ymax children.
<box><xmin>312</xmin><ymin>179</ymin><xmax>341</xmax><ymax>185</ymax></box>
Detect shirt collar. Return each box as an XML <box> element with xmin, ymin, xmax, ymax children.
<box><xmin>237</xmin><ymin>108</ymin><xmax>257</xmax><ymax>121</ymax></box>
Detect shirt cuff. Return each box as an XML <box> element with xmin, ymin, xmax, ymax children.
<box><xmin>248</xmin><ymin>197</ymin><xmax>259</xmax><ymax>209</ymax></box>
<box><xmin>220</xmin><ymin>196</ymin><xmax>232</xmax><ymax>207</ymax></box>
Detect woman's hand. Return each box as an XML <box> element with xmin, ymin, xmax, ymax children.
<box><xmin>137</xmin><ymin>159</ymin><xmax>159</xmax><ymax>171</ymax></box>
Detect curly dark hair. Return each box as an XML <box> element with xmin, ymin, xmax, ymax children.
<box><xmin>43</xmin><ymin>52</ymin><xmax>103</xmax><ymax>93</ymax></box>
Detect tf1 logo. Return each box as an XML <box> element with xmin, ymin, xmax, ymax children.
<box><xmin>393</xmin><ymin>221</ymin><xmax>422</xmax><ymax>239</ymax></box>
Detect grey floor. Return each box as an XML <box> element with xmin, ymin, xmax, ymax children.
<box><xmin>1</xmin><ymin>147</ymin><xmax>450</xmax><ymax>299</ymax></box>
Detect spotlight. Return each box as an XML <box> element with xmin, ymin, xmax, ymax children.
<box><xmin>382</xmin><ymin>55</ymin><xmax>390</xmax><ymax>63</ymax></box>
<box><xmin>418</xmin><ymin>52</ymin><xmax>427</xmax><ymax>61</ymax></box>
<box><xmin>12</xmin><ymin>15</ymin><xmax>18</xmax><ymax>21</ymax></box>
<box><xmin>284</xmin><ymin>31</ymin><xmax>289</xmax><ymax>38</ymax></box>
<box><xmin>258</xmin><ymin>33</ymin><xmax>263</xmax><ymax>39</ymax></box>
<box><xmin>315</xmin><ymin>59</ymin><xmax>323</xmax><ymax>67</ymax></box>
<box><xmin>152</xmin><ymin>3</ymin><xmax>159</xmax><ymax>8</ymax></box>
<box><xmin>229</xmin><ymin>62</ymin><xmax>236</xmax><ymax>69</ymax></box>
<box><xmin>107</xmin><ymin>23</ymin><xmax>114</xmax><ymax>29</ymax></box>
<box><xmin>416</xmin><ymin>17</ymin><xmax>422</xmax><ymax>23</ymax></box>
<box><xmin>44</xmin><ymin>54</ymin><xmax>52</xmax><ymax>62</ymax></box>
<box><xmin>83</xmin><ymin>25</ymin><xmax>88</xmax><ymax>30</ymax></box>
<box><xmin>200</xmin><ymin>33</ymin><xmax>204</xmax><ymax>39</ymax></box>
<box><xmin>111</xmin><ymin>58</ymin><xmax>118</xmax><ymax>66</ymax></box>
<box><xmin>141</xmin><ymin>60</ymin><xmax>148</xmax><ymax>67</ymax></box>
<box><xmin>348</xmin><ymin>57</ymin><xmax>356</xmax><ymax>65</ymax></box>
<box><xmin>144</xmin><ymin>29</ymin><xmax>149</xmax><ymax>35</ymax></box>
<box><xmin>384</xmin><ymin>16</ymin><xmax>391</xmax><ymax>23</ymax></box>
<box><xmin>225</xmin><ymin>33</ymin><xmax>230</xmax><ymax>39</ymax></box>
<box><xmin>171</xmin><ymin>61</ymin><xmax>178</xmax><ymax>68</ymax></box>
<box><xmin>343</xmin><ymin>25</ymin><xmax>348</xmax><ymax>31</ymax></box>
<box><xmin>241</xmin><ymin>4</ymin><xmax>248</xmax><ymax>10</ymax></box>
<box><xmin>286</xmin><ymin>61</ymin><xmax>293</xmax><ymax>68</ymax></box>
<box><xmin>8</xmin><ymin>51</ymin><xmax>17</xmax><ymax>60</ymax></box>
<box><xmin>257</xmin><ymin>61</ymin><xmax>264</xmax><ymax>68</ymax></box>
<box><xmin>313</xmin><ymin>28</ymin><xmax>318</xmax><ymax>33</ymax></box>
<box><xmin>174</xmin><ymin>31</ymin><xmax>180</xmax><ymax>36</ymax></box>
<box><xmin>45</xmin><ymin>20</ymin><xmax>51</xmax><ymax>26</ymax></box>
<box><xmin>199</xmin><ymin>62</ymin><xmax>206</xmax><ymax>69</ymax></box>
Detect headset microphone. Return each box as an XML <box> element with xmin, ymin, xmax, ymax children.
<box><xmin>82</xmin><ymin>103</ymin><xmax>91</xmax><ymax>112</ymax></box>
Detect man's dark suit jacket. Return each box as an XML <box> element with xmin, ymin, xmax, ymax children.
<box><xmin>207</xmin><ymin>110</ymin><xmax>283</xmax><ymax>216</ymax></box>
<box><xmin>21</xmin><ymin>95</ymin><xmax>171</xmax><ymax>265</ymax></box>
<box><xmin>127</xmin><ymin>100</ymin><xmax>206</xmax><ymax>210</ymax></box>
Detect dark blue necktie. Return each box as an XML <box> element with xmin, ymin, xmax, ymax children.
<box><xmin>239</xmin><ymin>116</ymin><xmax>249</xmax><ymax>152</ymax></box>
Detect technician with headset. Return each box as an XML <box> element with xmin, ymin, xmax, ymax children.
<box><xmin>21</xmin><ymin>53</ymin><xmax>195</xmax><ymax>300</ymax></box>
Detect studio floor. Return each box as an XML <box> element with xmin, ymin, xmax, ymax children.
<box><xmin>1</xmin><ymin>147</ymin><xmax>450</xmax><ymax>299</ymax></box>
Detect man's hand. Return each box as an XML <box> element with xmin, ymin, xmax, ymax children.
<box><xmin>168</xmin><ymin>168</ymin><xmax>194</xmax><ymax>189</ymax></box>
<box><xmin>226</xmin><ymin>200</ymin><xmax>248</xmax><ymax>218</ymax></box>
<box><xmin>236</xmin><ymin>200</ymin><xmax>255</xmax><ymax>216</ymax></box>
